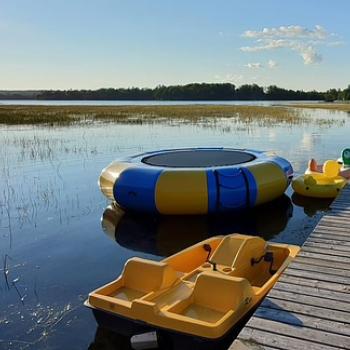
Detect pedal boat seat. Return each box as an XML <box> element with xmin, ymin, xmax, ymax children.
<box><xmin>164</xmin><ymin>271</ymin><xmax>253</xmax><ymax>338</ymax></box>
<box><xmin>88</xmin><ymin>257</ymin><xmax>178</xmax><ymax>312</ymax></box>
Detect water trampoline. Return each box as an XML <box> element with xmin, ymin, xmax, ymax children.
<box><xmin>99</xmin><ymin>148</ymin><xmax>293</xmax><ymax>215</ymax></box>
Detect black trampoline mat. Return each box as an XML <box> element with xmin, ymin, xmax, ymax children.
<box><xmin>142</xmin><ymin>149</ymin><xmax>256</xmax><ymax>167</ymax></box>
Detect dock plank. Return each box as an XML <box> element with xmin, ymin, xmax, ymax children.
<box><xmin>313</xmin><ymin>224</ymin><xmax>350</xmax><ymax>233</ymax></box>
<box><xmin>261</xmin><ymin>297</ymin><xmax>350</xmax><ymax>324</ymax></box>
<box><xmin>310</xmin><ymin>232</ymin><xmax>350</xmax><ymax>242</ymax></box>
<box><xmin>297</xmin><ymin>250</ymin><xmax>350</xmax><ymax>264</ymax></box>
<box><xmin>300</xmin><ymin>246</ymin><xmax>350</xmax><ymax>258</ymax></box>
<box><xmin>236</xmin><ymin>327</ymin><xmax>340</xmax><ymax>350</ymax></box>
<box><xmin>313</xmin><ymin>225</ymin><xmax>350</xmax><ymax>235</ymax></box>
<box><xmin>293</xmin><ymin>255</ymin><xmax>350</xmax><ymax>271</ymax></box>
<box><xmin>303</xmin><ymin>241</ymin><xmax>350</xmax><ymax>252</ymax></box>
<box><xmin>230</xmin><ymin>186</ymin><xmax>350</xmax><ymax>349</ymax></box>
<box><xmin>253</xmin><ymin>306</ymin><xmax>350</xmax><ymax>336</ymax></box>
<box><xmin>283</xmin><ymin>266</ymin><xmax>350</xmax><ymax>284</ymax></box>
<box><xmin>267</xmin><ymin>289</ymin><xmax>350</xmax><ymax>312</ymax></box>
<box><xmin>288</xmin><ymin>261</ymin><xmax>350</xmax><ymax>278</ymax></box>
<box><xmin>246</xmin><ymin>317</ymin><xmax>350</xmax><ymax>349</ymax></box>
<box><xmin>278</xmin><ymin>274</ymin><xmax>350</xmax><ymax>293</ymax></box>
<box><xmin>306</xmin><ymin>237</ymin><xmax>350</xmax><ymax>246</ymax></box>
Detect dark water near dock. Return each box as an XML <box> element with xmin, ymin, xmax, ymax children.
<box><xmin>0</xmin><ymin>106</ymin><xmax>348</xmax><ymax>349</ymax></box>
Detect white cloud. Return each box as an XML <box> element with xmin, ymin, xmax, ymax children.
<box><xmin>241</xmin><ymin>39</ymin><xmax>289</xmax><ymax>52</ymax></box>
<box><xmin>242</xmin><ymin>25</ymin><xmax>328</xmax><ymax>40</ymax></box>
<box><xmin>240</xmin><ymin>24</ymin><xmax>339</xmax><ymax>65</ymax></box>
<box><xmin>268</xmin><ymin>59</ymin><xmax>278</xmax><ymax>68</ymax></box>
<box><xmin>244</xmin><ymin>62</ymin><xmax>263</xmax><ymax>69</ymax></box>
<box><xmin>297</xmin><ymin>45</ymin><xmax>322</xmax><ymax>64</ymax></box>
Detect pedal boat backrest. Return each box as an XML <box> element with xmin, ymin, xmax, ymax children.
<box><xmin>192</xmin><ymin>271</ymin><xmax>252</xmax><ymax>312</ymax></box>
<box><xmin>123</xmin><ymin>257</ymin><xmax>178</xmax><ymax>293</ymax></box>
<box><xmin>209</xmin><ymin>234</ymin><xmax>266</xmax><ymax>274</ymax></box>
<box><xmin>88</xmin><ymin>257</ymin><xmax>178</xmax><ymax>311</ymax></box>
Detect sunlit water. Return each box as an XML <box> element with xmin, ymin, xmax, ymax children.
<box><xmin>0</xmin><ymin>106</ymin><xmax>349</xmax><ymax>349</ymax></box>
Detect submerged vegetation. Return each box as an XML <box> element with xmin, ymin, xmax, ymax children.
<box><xmin>0</xmin><ymin>104</ymin><xmax>347</xmax><ymax>128</ymax></box>
<box><xmin>0</xmin><ymin>104</ymin><xmax>311</xmax><ymax>126</ymax></box>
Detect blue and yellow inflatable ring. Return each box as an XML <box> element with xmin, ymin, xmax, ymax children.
<box><xmin>99</xmin><ymin>148</ymin><xmax>293</xmax><ymax>215</ymax></box>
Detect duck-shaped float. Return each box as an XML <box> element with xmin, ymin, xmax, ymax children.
<box><xmin>306</xmin><ymin>148</ymin><xmax>350</xmax><ymax>178</ymax></box>
<box><xmin>292</xmin><ymin>159</ymin><xmax>348</xmax><ymax>198</ymax></box>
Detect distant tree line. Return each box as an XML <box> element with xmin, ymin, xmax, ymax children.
<box><xmin>36</xmin><ymin>84</ymin><xmax>323</xmax><ymax>101</ymax></box>
<box><xmin>324</xmin><ymin>85</ymin><xmax>350</xmax><ymax>102</ymax></box>
<box><xmin>1</xmin><ymin>83</ymin><xmax>350</xmax><ymax>101</ymax></box>
<box><xmin>0</xmin><ymin>90</ymin><xmax>41</xmax><ymax>100</ymax></box>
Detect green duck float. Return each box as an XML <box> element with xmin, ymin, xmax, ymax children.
<box><xmin>339</xmin><ymin>148</ymin><xmax>350</xmax><ymax>169</ymax></box>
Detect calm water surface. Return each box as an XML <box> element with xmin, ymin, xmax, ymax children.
<box><xmin>0</xmin><ymin>106</ymin><xmax>348</xmax><ymax>349</ymax></box>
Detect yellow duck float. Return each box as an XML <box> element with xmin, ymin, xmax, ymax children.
<box><xmin>292</xmin><ymin>159</ymin><xmax>348</xmax><ymax>198</ymax></box>
<box><xmin>86</xmin><ymin>234</ymin><xmax>299</xmax><ymax>340</ymax></box>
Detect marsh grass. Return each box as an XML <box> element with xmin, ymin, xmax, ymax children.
<box><xmin>0</xmin><ymin>105</ymin><xmax>308</xmax><ymax>126</ymax></box>
<box><xmin>286</xmin><ymin>103</ymin><xmax>350</xmax><ymax>112</ymax></box>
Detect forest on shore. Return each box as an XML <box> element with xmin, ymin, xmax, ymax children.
<box><xmin>1</xmin><ymin>83</ymin><xmax>349</xmax><ymax>101</ymax></box>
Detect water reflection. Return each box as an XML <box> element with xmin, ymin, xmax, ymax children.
<box><xmin>89</xmin><ymin>327</ymin><xmax>134</xmax><ymax>350</ymax></box>
<box><xmin>101</xmin><ymin>195</ymin><xmax>293</xmax><ymax>257</ymax></box>
<box><xmin>89</xmin><ymin>320</ymin><xmax>245</xmax><ymax>350</ymax></box>
<box><xmin>291</xmin><ymin>193</ymin><xmax>332</xmax><ymax>217</ymax></box>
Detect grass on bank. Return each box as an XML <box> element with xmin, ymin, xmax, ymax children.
<box><xmin>0</xmin><ymin>104</ymin><xmax>307</xmax><ymax>126</ymax></box>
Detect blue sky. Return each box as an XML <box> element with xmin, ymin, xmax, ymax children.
<box><xmin>1</xmin><ymin>0</ymin><xmax>349</xmax><ymax>90</ymax></box>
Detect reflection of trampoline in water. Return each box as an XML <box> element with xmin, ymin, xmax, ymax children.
<box><xmin>101</xmin><ymin>195</ymin><xmax>293</xmax><ymax>257</ymax></box>
<box><xmin>99</xmin><ymin>148</ymin><xmax>293</xmax><ymax>215</ymax></box>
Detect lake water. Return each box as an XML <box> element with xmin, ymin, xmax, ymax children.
<box><xmin>0</xmin><ymin>106</ymin><xmax>349</xmax><ymax>349</ymax></box>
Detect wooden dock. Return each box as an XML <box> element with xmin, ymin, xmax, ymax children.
<box><xmin>230</xmin><ymin>186</ymin><xmax>350</xmax><ymax>350</ymax></box>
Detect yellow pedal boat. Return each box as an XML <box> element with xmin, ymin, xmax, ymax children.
<box><xmin>86</xmin><ymin>234</ymin><xmax>299</xmax><ymax>339</ymax></box>
<box><xmin>292</xmin><ymin>160</ymin><xmax>348</xmax><ymax>198</ymax></box>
